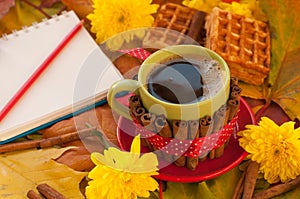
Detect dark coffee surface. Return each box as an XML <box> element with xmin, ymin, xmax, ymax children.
<box><xmin>148</xmin><ymin>61</ymin><xmax>204</xmax><ymax>104</ymax></box>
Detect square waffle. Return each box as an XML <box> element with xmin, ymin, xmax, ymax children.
<box><xmin>143</xmin><ymin>3</ymin><xmax>205</xmax><ymax>49</ymax></box>
<box><xmin>205</xmin><ymin>7</ymin><xmax>270</xmax><ymax>85</ymax></box>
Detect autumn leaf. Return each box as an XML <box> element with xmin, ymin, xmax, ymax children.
<box><xmin>61</xmin><ymin>0</ymin><xmax>93</xmax><ymax>19</ymax></box>
<box><xmin>162</xmin><ymin>183</ymin><xmax>201</xmax><ymax>199</ymax></box>
<box><xmin>154</xmin><ymin>167</ymin><xmax>241</xmax><ymax>199</ymax></box>
<box><xmin>241</xmin><ymin>0</ymin><xmax>300</xmax><ymax>121</ymax></box>
<box><xmin>0</xmin><ymin>0</ymin><xmax>64</xmax><ymax>36</ymax></box>
<box><xmin>144</xmin><ymin>166</ymin><xmax>300</xmax><ymax>199</ymax></box>
<box><xmin>0</xmin><ymin>147</ymin><xmax>87</xmax><ymax>199</ymax></box>
<box><xmin>39</xmin><ymin>0</ymin><xmax>61</xmax><ymax>8</ymax></box>
<box><xmin>0</xmin><ymin>0</ymin><xmax>15</xmax><ymax>19</ymax></box>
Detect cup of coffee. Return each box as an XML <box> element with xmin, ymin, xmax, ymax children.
<box><xmin>107</xmin><ymin>45</ymin><xmax>230</xmax><ymax>121</ymax></box>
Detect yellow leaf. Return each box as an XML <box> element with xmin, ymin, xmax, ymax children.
<box><xmin>0</xmin><ymin>147</ymin><xmax>87</xmax><ymax>199</ymax></box>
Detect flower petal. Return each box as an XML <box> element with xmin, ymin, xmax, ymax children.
<box><xmin>90</xmin><ymin>152</ymin><xmax>105</xmax><ymax>165</ymax></box>
<box><xmin>130</xmin><ymin>134</ymin><xmax>141</xmax><ymax>155</ymax></box>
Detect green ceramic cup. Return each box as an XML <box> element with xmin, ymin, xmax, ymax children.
<box><xmin>107</xmin><ymin>45</ymin><xmax>230</xmax><ymax>121</ymax></box>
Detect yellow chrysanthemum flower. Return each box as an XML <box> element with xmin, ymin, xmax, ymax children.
<box><xmin>238</xmin><ymin>117</ymin><xmax>300</xmax><ymax>184</ymax></box>
<box><xmin>183</xmin><ymin>0</ymin><xmax>267</xmax><ymax>21</ymax></box>
<box><xmin>87</xmin><ymin>0</ymin><xmax>158</xmax><ymax>49</ymax></box>
<box><xmin>182</xmin><ymin>0</ymin><xmax>221</xmax><ymax>13</ymax></box>
<box><xmin>85</xmin><ymin>135</ymin><xmax>159</xmax><ymax>199</ymax></box>
<box><xmin>219</xmin><ymin>2</ymin><xmax>252</xmax><ymax>18</ymax></box>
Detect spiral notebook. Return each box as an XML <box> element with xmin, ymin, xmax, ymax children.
<box><xmin>0</xmin><ymin>11</ymin><xmax>122</xmax><ymax>143</ymax></box>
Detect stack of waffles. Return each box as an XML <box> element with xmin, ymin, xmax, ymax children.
<box><xmin>205</xmin><ymin>7</ymin><xmax>270</xmax><ymax>85</ymax></box>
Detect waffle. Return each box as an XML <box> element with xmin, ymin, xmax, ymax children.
<box><xmin>205</xmin><ymin>7</ymin><xmax>270</xmax><ymax>85</ymax></box>
<box><xmin>143</xmin><ymin>3</ymin><xmax>204</xmax><ymax>49</ymax></box>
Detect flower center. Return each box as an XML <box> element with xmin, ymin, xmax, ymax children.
<box><xmin>118</xmin><ymin>15</ymin><xmax>125</xmax><ymax>23</ymax></box>
<box><xmin>122</xmin><ymin>172</ymin><xmax>131</xmax><ymax>183</ymax></box>
<box><xmin>272</xmin><ymin>141</ymin><xmax>287</xmax><ymax>158</ymax></box>
<box><xmin>274</xmin><ymin>149</ymin><xmax>280</xmax><ymax>155</ymax></box>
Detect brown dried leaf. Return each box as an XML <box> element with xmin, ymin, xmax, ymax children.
<box><xmin>40</xmin><ymin>104</ymin><xmax>119</xmax><ymax>171</ymax></box>
<box><xmin>61</xmin><ymin>0</ymin><xmax>93</xmax><ymax>19</ymax></box>
<box><xmin>39</xmin><ymin>0</ymin><xmax>61</xmax><ymax>8</ymax></box>
<box><xmin>0</xmin><ymin>0</ymin><xmax>15</xmax><ymax>19</ymax></box>
<box><xmin>55</xmin><ymin>146</ymin><xmax>96</xmax><ymax>171</ymax></box>
<box><xmin>113</xmin><ymin>54</ymin><xmax>142</xmax><ymax>76</ymax></box>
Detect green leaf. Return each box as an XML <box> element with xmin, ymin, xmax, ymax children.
<box><xmin>203</xmin><ymin>167</ymin><xmax>242</xmax><ymax>199</ymax></box>
<box><xmin>162</xmin><ymin>182</ymin><xmax>200</xmax><ymax>199</ymax></box>
<box><xmin>156</xmin><ymin>167</ymin><xmax>242</xmax><ymax>199</ymax></box>
<box><xmin>242</xmin><ymin>0</ymin><xmax>300</xmax><ymax>121</ymax></box>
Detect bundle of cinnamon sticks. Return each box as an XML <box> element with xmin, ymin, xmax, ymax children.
<box><xmin>232</xmin><ymin>160</ymin><xmax>300</xmax><ymax>199</ymax></box>
<box><xmin>129</xmin><ymin>77</ymin><xmax>242</xmax><ymax>170</ymax></box>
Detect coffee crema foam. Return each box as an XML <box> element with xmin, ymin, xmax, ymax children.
<box><xmin>147</xmin><ymin>55</ymin><xmax>226</xmax><ymax>104</ymax></box>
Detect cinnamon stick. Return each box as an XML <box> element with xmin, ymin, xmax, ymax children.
<box><xmin>27</xmin><ymin>190</ymin><xmax>43</xmax><ymax>199</ymax></box>
<box><xmin>37</xmin><ymin>183</ymin><xmax>67</xmax><ymax>199</ymax></box>
<box><xmin>252</xmin><ymin>175</ymin><xmax>300</xmax><ymax>199</ymax></box>
<box><xmin>187</xmin><ymin>120</ymin><xmax>199</xmax><ymax>170</ymax></box>
<box><xmin>0</xmin><ymin>127</ymin><xmax>96</xmax><ymax>153</ymax></box>
<box><xmin>129</xmin><ymin>95</ymin><xmax>142</xmax><ymax>111</ymax></box>
<box><xmin>199</xmin><ymin>115</ymin><xmax>213</xmax><ymax>161</ymax></box>
<box><xmin>129</xmin><ymin>95</ymin><xmax>149</xmax><ymax>147</ymax></box>
<box><xmin>215</xmin><ymin>144</ymin><xmax>226</xmax><ymax>158</ymax></box>
<box><xmin>155</xmin><ymin>115</ymin><xmax>172</xmax><ymax>138</ymax></box>
<box><xmin>39</xmin><ymin>128</ymin><xmax>92</xmax><ymax>148</ymax></box>
<box><xmin>230</xmin><ymin>91</ymin><xmax>241</xmax><ymax>100</ymax></box>
<box><xmin>172</xmin><ymin>120</ymin><xmax>188</xmax><ymax>167</ymax></box>
<box><xmin>141</xmin><ymin>113</ymin><xmax>157</xmax><ymax>132</ymax></box>
<box><xmin>230</xmin><ymin>77</ymin><xmax>239</xmax><ymax>86</ymax></box>
<box><xmin>242</xmin><ymin>161</ymin><xmax>259</xmax><ymax>199</ymax></box>
<box><xmin>188</xmin><ymin>120</ymin><xmax>200</xmax><ymax>139</ymax></box>
<box><xmin>131</xmin><ymin>106</ymin><xmax>147</xmax><ymax>123</ymax></box>
<box><xmin>232</xmin><ymin>170</ymin><xmax>246</xmax><ymax>199</ymax></box>
<box><xmin>199</xmin><ymin>115</ymin><xmax>213</xmax><ymax>137</ymax></box>
<box><xmin>212</xmin><ymin>104</ymin><xmax>229</xmax><ymax>132</ymax></box>
<box><xmin>140</xmin><ymin>113</ymin><xmax>157</xmax><ymax>150</ymax></box>
<box><xmin>154</xmin><ymin>115</ymin><xmax>173</xmax><ymax>163</ymax></box>
<box><xmin>211</xmin><ymin>105</ymin><xmax>229</xmax><ymax>159</ymax></box>
<box><xmin>229</xmin><ymin>77</ymin><xmax>241</xmax><ymax>101</ymax></box>
<box><xmin>231</xmin><ymin>85</ymin><xmax>242</xmax><ymax>97</ymax></box>
<box><xmin>227</xmin><ymin>98</ymin><xmax>240</xmax><ymax>121</ymax></box>
<box><xmin>228</xmin><ymin>78</ymin><xmax>241</xmax><ymax>117</ymax></box>
<box><xmin>209</xmin><ymin>149</ymin><xmax>216</xmax><ymax>159</ymax></box>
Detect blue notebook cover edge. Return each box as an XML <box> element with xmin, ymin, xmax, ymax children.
<box><xmin>0</xmin><ymin>99</ymin><xmax>107</xmax><ymax>145</ymax></box>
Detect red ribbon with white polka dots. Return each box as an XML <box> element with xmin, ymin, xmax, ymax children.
<box><xmin>134</xmin><ymin>115</ymin><xmax>238</xmax><ymax>158</ymax></box>
<box><xmin>119</xmin><ymin>48</ymin><xmax>152</xmax><ymax>60</ymax></box>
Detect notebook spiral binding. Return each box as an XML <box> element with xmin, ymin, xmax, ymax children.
<box><xmin>1</xmin><ymin>10</ymin><xmax>70</xmax><ymax>41</ymax></box>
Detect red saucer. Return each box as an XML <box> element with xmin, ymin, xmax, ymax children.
<box><xmin>117</xmin><ymin>97</ymin><xmax>255</xmax><ymax>183</ymax></box>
